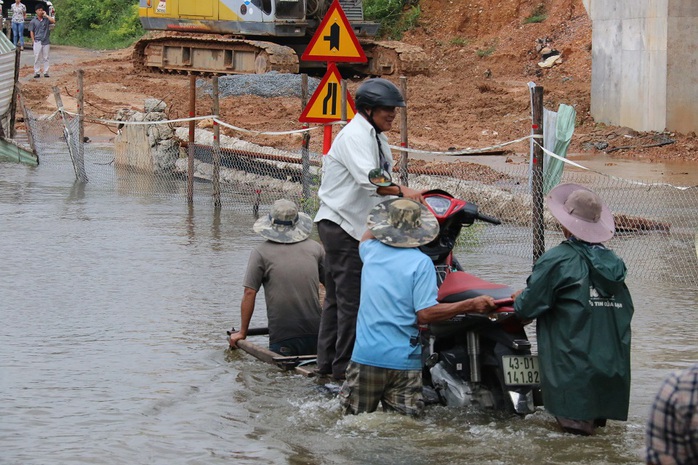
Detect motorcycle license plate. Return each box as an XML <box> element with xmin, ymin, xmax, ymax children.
<box><xmin>502</xmin><ymin>355</ymin><xmax>540</xmax><ymax>386</ymax></box>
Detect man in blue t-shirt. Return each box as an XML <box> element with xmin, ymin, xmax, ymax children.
<box><xmin>339</xmin><ymin>198</ymin><xmax>496</xmax><ymax>416</ymax></box>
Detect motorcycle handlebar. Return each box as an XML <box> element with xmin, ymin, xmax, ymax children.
<box><xmin>476</xmin><ymin>212</ymin><xmax>501</xmax><ymax>225</ymax></box>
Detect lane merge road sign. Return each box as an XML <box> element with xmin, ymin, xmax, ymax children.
<box><xmin>299</xmin><ymin>63</ymin><xmax>356</xmax><ymax>123</ymax></box>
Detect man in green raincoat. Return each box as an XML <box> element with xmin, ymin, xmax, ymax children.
<box><xmin>513</xmin><ymin>183</ymin><xmax>634</xmax><ymax>436</ymax></box>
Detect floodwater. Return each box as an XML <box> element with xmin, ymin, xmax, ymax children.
<box><xmin>425</xmin><ymin>151</ymin><xmax>698</xmax><ymax>188</ymax></box>
<box><xmin>2</xmin><ymin>149</ymin><xmax>697</xmax><ymax>465</ymax></box>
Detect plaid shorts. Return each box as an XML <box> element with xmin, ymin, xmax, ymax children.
<box><xmin>339</xmin><ymin>361</ymin><xmax>424</xmax><ymax>416</ymax></box>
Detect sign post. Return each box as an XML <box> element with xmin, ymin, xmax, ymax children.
<box><xmin>299</xmin><ymin>0</ymin><xmax>367</xmax><ymax>154</ymax></box>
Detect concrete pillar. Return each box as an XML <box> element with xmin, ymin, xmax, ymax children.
<box><xmin>588</xmin><ymin>0</ymin><xmax>698</xmax><ymax>134</ymax></box>
<box><xmin>666</xmin><ymin>3</ymin><xmax>698</xmax><ymax>133</ymax></box>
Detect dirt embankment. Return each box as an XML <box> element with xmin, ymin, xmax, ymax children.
<box><xmin>16</xmin><ymin>0</ymin><xmax>698</xmax><ymax>165</ymax></box>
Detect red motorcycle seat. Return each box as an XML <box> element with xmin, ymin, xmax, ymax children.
<box><xmin>438</xmin><ymin>271</ymin><xmax>514</xmax><ymax>303</ymax></box>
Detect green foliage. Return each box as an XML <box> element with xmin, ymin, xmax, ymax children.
<box><xmin>523</xmin><ymin>3</ymin><xmax>547</xmax><ymax>24</ymax></box>
<box><xmin>51</xmin><ymin>0</ymin><xmax>143</xmax><ymax>49</ymax></box>
<box><xmin>450</xmin><ymin>37</ymin><xmax>470</xmax><ymax>47</ymax></box>
<box><xmin>454</xmin><ymin>223</ymin><xmax>484</xmax><ymax>251</ymax></box>
<box><xmin>476</xmin><ymin>44</ymin><xmax>496</xmax><ymax>57</ymax></box>
<box><xmin>364</xmin><ymin>0</ymin><xmax>421</xmax><ymax>40</ymax></box>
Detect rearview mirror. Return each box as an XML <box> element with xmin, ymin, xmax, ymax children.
<box><xmin>368</xmin><ymin>168</ymin><xmax>394</xmax><ymax>187</ymax></box>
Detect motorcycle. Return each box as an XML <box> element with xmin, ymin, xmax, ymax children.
<box><xmin>369</xmin><ymin>169</ymin><xmax>542</xmax><ymax>415</ymax></box>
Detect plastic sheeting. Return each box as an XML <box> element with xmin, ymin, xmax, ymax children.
<box><xmin>0</xmin><ymin>32</ymin><xmax>16</xmax><ymax>118</ymax></box>
<box><xmin>543</xmin><ymin>103</ymin><xmax>576</xmax><ymax>194</ymax></box>
<box><xmin>527</xmin><ymin>82</ymin><xmax>576</xmax><ymax>194</ymax></box>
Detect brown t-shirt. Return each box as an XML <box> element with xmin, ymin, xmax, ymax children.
<box><xmin>243</xmin><ymin>239</ymin><xmax>325</xmax><ymax>344</ymax></box>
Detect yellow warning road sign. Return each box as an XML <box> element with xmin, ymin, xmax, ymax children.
<box><xmin>299</xmin><ymin>63</ymin><xmax>356</xmax><ymax>123</ymax></box>
<box><xmin>301</xmin><ymin>0</ymin><xmax>367</xmax><ymax>63</ymax></box>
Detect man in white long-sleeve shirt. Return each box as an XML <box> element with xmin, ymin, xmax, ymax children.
<box><xmin>314</xmin><ymin>78</ymin><xmax>424</xmax><ymax>381</ymax></box>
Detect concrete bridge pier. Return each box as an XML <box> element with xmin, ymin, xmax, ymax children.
<box><xmin>584</xmin><ymin>0</ymin><xmax>698</xmax><ymax>134</ymax></box>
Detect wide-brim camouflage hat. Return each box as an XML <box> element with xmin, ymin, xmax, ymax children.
<box><xmin>546</xmin><ymin>183</ymin><xmax>615</xmax><ymax>243</ymax></box>
<box><xmin>367</xmin><ymin>198</ymin><xmax>440</xmax><ymax>248</ymax></box>
<box><xmin>253</xmin><ymin>199</ymin><xmax>313</xmax><ymax>244</ymax></box>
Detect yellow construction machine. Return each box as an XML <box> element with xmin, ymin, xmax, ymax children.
<box><xmin>134</xmin><ymin>0</ymin><xmax>428</xmax><ymax>75</ymax></box>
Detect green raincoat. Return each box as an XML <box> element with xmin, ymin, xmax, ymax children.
<box><xmin>515</xmin><ymin>238</ymin><xmax>634</xmax><ymax>421</ymax></box>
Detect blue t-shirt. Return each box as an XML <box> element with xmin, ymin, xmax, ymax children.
<box><xmin>351</xmin><ymin>239</ymin><xmax>439</xmax><ymax>370</ymax></box>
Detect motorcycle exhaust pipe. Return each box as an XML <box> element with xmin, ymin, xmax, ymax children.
<box><xmin>467</xmin><ymin>331</ymin><xmax>481</xmax><ymax>383</ymax></box>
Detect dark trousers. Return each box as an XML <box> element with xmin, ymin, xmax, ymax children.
<box><xmin>316</xmin><ymin>220</ymin><xmax>363</xmax><ymax>379</ymax></box>
<box><xmin>269</xmin><ymin>335</ymin><xmax>318</xmax><ymax>356</ymax></box>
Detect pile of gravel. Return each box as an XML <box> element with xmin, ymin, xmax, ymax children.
<box><xmin>197</xmin><ymin>72</ymin><xmax>321</xmax><ymax>99</ymax></box>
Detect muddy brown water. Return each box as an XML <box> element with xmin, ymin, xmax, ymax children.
<box><xmin>2</xmin><ymin>147</ymin><xmax>696</xmax><ymax>465</ymax></box>
<box><xmin>426</xmin><ymin>151</ymin><xmax>698</xmax><ymax>188</ymax></box>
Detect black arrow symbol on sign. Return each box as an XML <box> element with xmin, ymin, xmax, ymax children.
<box><xmin>323</xmin><ymin>23</ymin><xmax>340</xmax><ymax>51</ymax></box>
<box><xmin>322</xmin><ymin>82</ymin><xmax>338</xmax><ymax>115</ymax></box>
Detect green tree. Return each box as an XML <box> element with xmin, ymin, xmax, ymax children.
<box><xmin>52</xmin><ymin>0</ymin><xmax>143</xmax><ymax>49</ymax></box>
<box><xmin>364</xmin><ymin>0</ymin><xmax>420</xmax><ymax>40</ymax></box>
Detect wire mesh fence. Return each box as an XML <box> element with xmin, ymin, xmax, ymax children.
<box><xmin>22</xmin><ymin>104</ymin><xmax>698</xmax><ymax>288</ymax></box>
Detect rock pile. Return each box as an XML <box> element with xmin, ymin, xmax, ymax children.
<box><xmin>114</xmin><ymin>98</ymin><xmax>179</xmax><ymax>173</ymax></box>
<box><xmin>196</xmin><ymin>72</ymin><xmax>321</xmax><ymax>99</ymax></box>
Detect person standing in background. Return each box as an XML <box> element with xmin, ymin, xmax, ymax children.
<box><xmin>10</xmin><ymin>0</ymin><xmax>26</xmax><ymax>50</ymax></box>
<box><xmin>28</xmin><ymin>4</ymin><xmax>54</xmax><ymax>78</ymax></box>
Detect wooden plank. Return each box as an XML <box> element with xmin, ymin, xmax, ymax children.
<box><xmin>235</xmin><ymin>338</ymin><xmax>317</xmax><ymax>377</ymax></box>
<box><xmin>272</xmin><ymin>355</ymin><xmax>317</xmax><ymax>362</ymax></box>
<box><xmin>237</xmin><ymin>339</ymin><xmax>277</xmax><ymax>364</ymax></box>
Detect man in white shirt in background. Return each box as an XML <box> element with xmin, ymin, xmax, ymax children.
<box><xmin>28</xmin><ymin>4</ymin><xmax>55</xmax><ymax>78</ymax></box>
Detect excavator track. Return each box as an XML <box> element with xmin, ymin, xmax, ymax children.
<box><xmin>132</xmin><ymin>33</ymin><xmax>428</xmax><ymax>77</ymax></box>
<box><xmin>133</xmin><ymin>32</ymin><xmax>300</xmax><ymax>75</ymax></box>
<box><xmin>359</xmin><ymin>40</ymin><xmax>430</xmax><ymax>76</ymax></box>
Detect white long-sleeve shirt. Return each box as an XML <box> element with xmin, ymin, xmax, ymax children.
<box><xmin>314</xmin><ymin>114</ymin><xmax>394</xmax><ymax>240</ymax></box>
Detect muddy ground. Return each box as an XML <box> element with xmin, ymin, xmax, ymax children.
<box><xmin>14</xmin><ymin>0</ymin><xmax>698</xmax><ymax>175</ymax></box>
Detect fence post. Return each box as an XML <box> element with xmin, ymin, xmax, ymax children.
<box><xmin>300</xmin><ymin>74</ymin><xmax>311</xmax><ymax>210</ymax></box>
<box><xmin>52</xmin><ymin>86</ymin><xmax>87</xmax><ymax>182</ymax></box>
<box><xmin>8</xmin><ymin>47</ymin><xmax>20</xmax><ymax>139</ymax></box>
<box><xmin>16</xmin><ymin>87</ymin><xmax>37</xmax><ymax>157</ymax></box>
<box><xmin>187</xmin><ymin>74</ymin><xmax>196</xmax><ymax>203</ymax></box>
<box><xmin>399</xmin><ymin>76</ymin><xmax>408</xmax><ymax>186</ymax></box>
<box><xmin>77</xmin><ymin>69</ymin><xmax>85</xmax><ymax>176</ymax></box>
<box><xmin>531</xmin><ymin>85</ymin><xmax>545</xmax><ymax>264</ymax></box>
<box><xmin>340</xmin><ymin>79</ymin><xmax>347</xmax><ymax>123</ymax></box>
<box><xmin>212</xmin><ymin>76</ymin><xmax>221</xmax><ymax>208</ymax></box>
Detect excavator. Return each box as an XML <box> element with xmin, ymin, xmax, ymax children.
<box><xmin>134</xmin><ymin>0</ymin><xmax>428</xmax><ymax>76</ymax></box>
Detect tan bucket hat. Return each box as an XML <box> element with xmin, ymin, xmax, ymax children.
<box><xmin>253</xmin><ymin>199</ymin><xmax>313</xmax><ymax>244</ymax></box>
<box><xmin>366</xmin><ymin>198</ymin><xmax>440</xmax><ymax>248</ymax></box>
<box><xmin>546</xmin><ymin>183</ymin><xmax>615</xmax><ymax>243</ymax></box>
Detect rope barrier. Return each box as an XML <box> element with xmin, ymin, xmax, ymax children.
<box><xmin>212</xmin><ymin>118</ymin><xmax>323</xmax><ymax>136</ymax></box>
<box><xmin>66</xmin><ymin>110</ymin><xmax>328</xmax><ymax>136</ymax></box>
<box><xmin>61</xmin><ymin>108</ymin><xmax>695</xmax><ymax>189</ymax></box>
<box><xmin>388</xmin><ymin>134</ymin><xmax>541</xmax><ymax>156</ymax></box>
<box><xmin>535</xmin><ymin>141</ymin><xmax>695</xmax><ymax>190</ymax></box>
<box><xmin>78</xmin><ymin>113</ymin><xmax>220</xmax><ymax>126</ymax></box>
